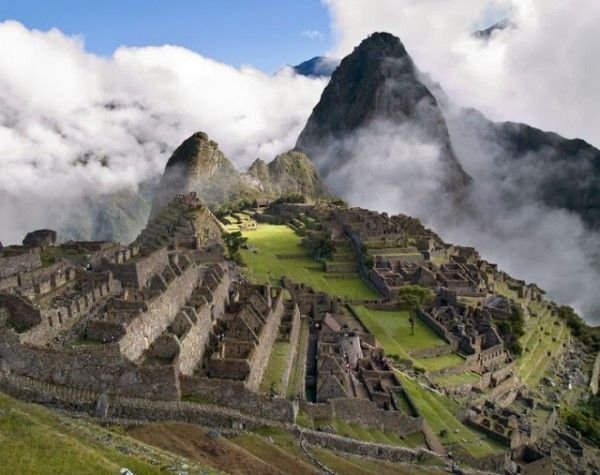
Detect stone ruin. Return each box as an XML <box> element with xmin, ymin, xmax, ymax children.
<box><xmin>1</xmin><ymin>195</ymin><xmax>591</xmax><ymax>473</ymax></box>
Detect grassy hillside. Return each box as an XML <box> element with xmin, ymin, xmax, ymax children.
<box><xmin>0</xmin><ymin>392</ymin><xmax>212</xmax><ymax>475</ymax></box>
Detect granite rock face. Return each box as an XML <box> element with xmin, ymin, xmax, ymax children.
<box><xmin>22</xmin><ymin>230</ymin><xmax>57</xmax><ymax>249</ymax></box>
<box><xmin>296</xmin><ymin>32</ymin><xmax>471</xmax><ymax>192</ymax></box>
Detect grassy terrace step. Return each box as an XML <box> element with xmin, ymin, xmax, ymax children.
<box><xmin>303</xmin><ymin>415</ymin><xmax>416</xmax><ymax>448</ymax></box>
<box><xmin>518</xmin><ymin>315</ymin><xmax>568</xmax><ymax>386</ymax></box>
<box><xmin>516</xmin><ymin>298</ymin><xmax>570</xmax><ymax>387</ymax></box>
<box><xmin>234</xmin><ymin>427</ymin><xmax>439</xmax><ymax>475</ymax></box>
<box><xmin>308</xmin><ymin>447</ymin><xmax>439</xmax><ymax>475</ymax></box>
<box><xmin>240</xmin><ymin>224</ymin><xmax>378</xmax><ymax>299</ymax></box>
<box><xmin>415</xmin><ymin>354</ymin><xmax>466</xmax><ymax>373</ymax></box>
<box><xmin>231</xmin><ymin>429</ymin><xmax>319</xmax><ymax>475</ymax></box>
<box><xmin>396</xmin><ymin>373</ymin><xmax>506</xmax><ymax>458</ymax></box>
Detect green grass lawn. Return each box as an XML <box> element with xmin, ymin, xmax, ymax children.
<box><xmin>309</xmin><ymin>447</ymin><xmax>437</xmax><ymax>475</ymax></box>
<box><xmin>259</xmin><ymin>341</ymin><xmax>291</xmax><ymax>395</ymax></box>
<box><xmin>396</xmin><ymin>373</ymin><xmax>505</xmax><ymax>458</ymax></box>
<box><xmin>352</xmin><ymin>306</ymin><xmax>449</xmax><ymax>358</ymax></box>
<box><xmin>240</xmin><ymin>224</ymin><xmax>378</xmax><ymax>299</ymax></box>
<box><xmin>0</xmin><ymin>392</ymin><xmax>209</xmax><ymax>474</ymax></box>
<box><xmin>233</xmin><ymin>429</ymin><xmax>318</xmax><ymax>475</ymax></box>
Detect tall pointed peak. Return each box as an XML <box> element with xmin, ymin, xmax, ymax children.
<box><xmin>149</xmin><ymin>131</ymin><xmax>238</xmax><ymax>218</ymax></box>
<box><xmin>296</xmin><ymin>31</ymin><xmax>470</xmax><ymax>191</ymax></box>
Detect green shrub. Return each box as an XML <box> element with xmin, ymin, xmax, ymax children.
<box><xmin>564</xmin><ymin>396</ymin><xmax>600</xmax><ymax>446</ymax></box>
<box><xmin>558</xmin><ymin>305</ymin><xmax>600</xmax><ymax>351</ymax></box>
<box><xmin>273</xmin><ymin>193</ymin><xmax>306</xmax><ymax>204</ymax></box>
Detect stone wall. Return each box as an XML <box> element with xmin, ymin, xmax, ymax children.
<box><xmin>0</xmin><ymin>275</ymin><xmax>18</xmax><ymax>292</ymax></box>
<box><xmin>22</xmin><ymin>273</ymin><xmax>121</xmax><ymax>346</ymax></box>
<box><xmin>300</xmin><ymin>398</ymin><xmax>422</xmax><ymax>437</ymax></box>
<box><xmin>176</xmin><ymin>267</ymin><xmax>230</xmax><ymax>375</ymax></box>
<box><xmin>0</xmin><ymin>248</ymin><xmax>41</xmax><ymax>279</ymax></box>
<box><xmin>367</xmin><ymin>269</ymin><xmax>397</xmax><ymax>299</ymax></box>
<box><xmin>104</xmin><ymin>247</ymin><xmax>169</xmax><ymax>289</ymax></box>
<box><xmin>0</xmin><ymin>371</ymin><xmax>442</xmax><ymax>467</ymax></box>
<box><xmin>118</xmin><ymin>263</ymin><xmax>200</xmax><ymax>361</ymax></box>
<box><xmin>245</xmin><ymin>291</ymin><xmax>285</xmax><ymax>390</ymax></box>
<box><xmin>300</xmin><ymin>430</ymin><xmax>428</xmax><ymax>464</ymax></box>
<box><xmin>0</xmin><ymin>329</ymin><xmax>180</xmax><ymax>399</ymax></box>
<box><xmin>279</xmin><ymin>303</ymin><xmax>301</xmax><ymax>394</ymax></box>
<box><xmin>0</xmin><ymin>293</ymin><xmax>41</xmax><ymax>332</ymax></box>
<box><xmin>417</xmin><ymin>309</ymin><xmax>457</xmax><ymax>347</ymax></box>
<box><xmin>180</xmin><ymin>375</ymin><xmax>296</xmax><ymax>423</ymax></box>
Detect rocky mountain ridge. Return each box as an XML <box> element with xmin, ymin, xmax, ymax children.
<box><xmin>149</xmin><ymin>131</ymin><xmax>331</xmax><ymax>219</ymax></box>
<box><xmin>296</xmin><ymin>32</ymin><xmax>472</xmax><ymax>193</ymax></box>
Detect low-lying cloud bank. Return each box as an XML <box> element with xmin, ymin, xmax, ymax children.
<box><xmin>0</xmin><ymin>20</ymin><xmax>326</xmax><ymax>243</ymax></box>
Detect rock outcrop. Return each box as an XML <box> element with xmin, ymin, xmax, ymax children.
<box><xmin>150</xmin><ymin>131</ymin><xmax>331</xmax><ymax>219</ymax></box>
<box><xmin>246</xmin><ymin>150</ymin><xmax>330</xmax><ymax>198</ymax></box>
<box><xmin>296</xmin><ymin>32</ymin><xmax>471</xmax><ymax>192</ymax></box>
<box><xmin>149</xmin><ymin>132</ymin><xmax>245</xmax><ymax>219</ymax></box>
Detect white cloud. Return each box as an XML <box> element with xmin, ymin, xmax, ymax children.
<box><xmin>0</xmin><ymin>20</ymin><xmax>326</xmax><ymax>243</ymax></box>
<box><xmin>323</xmin><ymin>0</ymin><xmax>600</xmax><ymax>148</ymax></box>
<box><xmin>301</xmin><ymin>29</ymin><xmax>324</xmax><ymax>40</ymax></box>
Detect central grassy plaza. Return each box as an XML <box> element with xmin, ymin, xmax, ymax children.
<box><xmin>240</xmin><ymin>223</ymin><xmax>378</xmax><ymax>299</ymax></box>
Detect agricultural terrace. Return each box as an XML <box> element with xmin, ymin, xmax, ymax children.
<box><xmin>259</xmin><ymin>341</ymin><xmax>291</xmax><ymax>395</ymax></box>
<box><xmin>240</xmin><ymin>224</ymin><xmax>378</xmax><ymax>299</ymax></box>
<box><xmin>517</xmin><ymin>300</ymin><xmax>569</xmax><ymax>387</ymax></box>
<box><xmin>396</xmin><ymin>373</ymin><xmax>506</xmax><ymax>457</ymax></box>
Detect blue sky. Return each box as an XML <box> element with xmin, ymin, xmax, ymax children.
<box><xmin>0</xmin><ymin>0</ymin><xmax>332</xmax><ymax>72</ymax></box>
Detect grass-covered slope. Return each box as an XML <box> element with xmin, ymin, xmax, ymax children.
<box><xmin>0</xmin><ymin>392</ymin><xmax>210</xmax><ymax>475</ymax></box>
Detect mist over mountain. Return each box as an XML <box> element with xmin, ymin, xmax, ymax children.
<box><xmin>0</xmin><ymin>20</ymin><xmax>326</xmax><ymax>245</ymax></box>
<box><xmin>292</xmin><ymin>56</ymin><xmax>339</xmax><ymax>77</ymax></box>
<box><xmin>149</xmin><ymin>131</ymin><xmax>329</xmax><ymax>218</ymax></box>
<box><xmin>296</xmin><ymin>33</ymin><xmax>469</xmax><ymax>195</ymax></box>
<box><xmin>296</xmin><ymin>32</ymin><xmax>600</xmax><ymax>322</ymax></box>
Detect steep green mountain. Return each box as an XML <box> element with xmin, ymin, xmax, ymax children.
<box><xmin>149</xmin><ymin>132</ymin><xmax>247</xmax><ymax>219</ymax></box>
<box><xmin>296</xmin><ymin>32</ymin><xmax>471</xmax><ymax>193</ymax></box>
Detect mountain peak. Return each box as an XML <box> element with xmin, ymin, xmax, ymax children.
<box><xmin>355</xmin><ymin>31</ymin><xmax>409</xmax><ymax>55</ymax></box>
<box><xmin>164</xmin><ymin>131</ymin><xmax>222</xmax><ymax>169</ymax></box>
<box><xmin>149</xmin><ymin>131</ymin><xmax>237</xmax><ymax>218</ymax></box>
<box><xmin>296</xmin><ymin>32</ymin><xmax>470</xmax><ymax>191</ymax></box>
